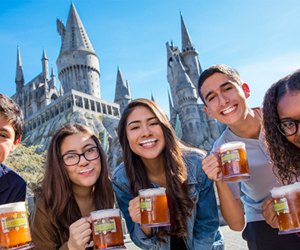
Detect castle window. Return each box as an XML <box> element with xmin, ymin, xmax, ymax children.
<box><xmin>67</xmin><ymin>99</ymin><xmax>71</xmax><ymax>109</ymax></box>
<box><xmin>102</xmin><ymin>104</ymin><xmax>107</xmax><ymax>114</ymax></box>
<box><xmin>60</xmin><ymin>105</ymin><xmax>64</xmax><ymax>112</ymax></box>
<box><xmin>75</xmin><ymin>95</ymin><xmax>83</xmax><ymax>108</ymax></box>
<box><xmin>107</xmin><ymin>106</ymin><xmax>112</xmax><ymax>115</ymax></box>
<box><xmin>96</xmin><ymin>102</ymin><xmax>101</xmax><ymax>112</ymax></box>
<box><xmin>189</xmin><ymin>122</ymin><xmax>193</xmax><ymax>132</ymax></box>
<box><xmin>84</xmin><ymin>98</ymin><xmax>89</xmax><ymax>109</ymax></box>
<box><xmin>113</xmin><ymin>107</ymin><xmax>119</xmax><ymax>117</ymax></box>
<box><xmin>90</xmin><ymin>100</ymin><xmax>95</xmax><ymax>111</ymax></box>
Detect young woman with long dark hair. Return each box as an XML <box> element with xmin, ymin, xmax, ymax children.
<box><xmin>30</xmin><ymin>123</ymin><xmax>114</xmax><ymax>249</ymax></box>
<box><xmin>112</xmin><ymin>98</ymin><xmax>223</xmax><ymax>250</ymax></box>
<box><xmin>262</xmin><ymin>70</ymin><xmax>300</xmax><ymax>238</ymax></box>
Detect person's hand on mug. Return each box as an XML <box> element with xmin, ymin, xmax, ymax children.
<box><xmin>202</xmin><ymin>149</ymin><xmax>222</xmax><ymax>181</ymax></box>
<box><xmin>128</xmin><ymin>196</ymin><xmax>141</xmax><ymax>224</ymax></box>
<box><xmin>67</xmin><ymin>217</ymin><xmax>92</xmax><ymax>250</ymax></box>
<box><xmin>262</xmin><ymin>197</ymin><xmax>279</xmax><ymax>229</ymax></box>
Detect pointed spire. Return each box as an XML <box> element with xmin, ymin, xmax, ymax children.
<box><xmin>58</xmin><ymin>3</ymin><xmax>95</xmax><ymax>54</ymax></box>
<box><xmin>42</xmin><ymin>49</ymin><xmax>48</xmax><ymax>60</ymax></box>
<box><xmin>180</xmin><ymin>14</ymin><xmax>194</xmax><ymax>52</ymax></box>
<box><xmin>151</xmin><ymin>92</ymin><xmax>155</xmax><ymax>102</ymax></box>
<box><xmin>15</xmin><ymin>46</ymin><xmax>25</xmax><ymax>92</ymax></box>
<box><xmin>51</xmin><ymin>67</ymin><xmax>56</xmax><ymax>77</ymax></box>
<box><xmin>50</xmin><ymin>67</ymin><xmax>56</xmax><ymax>88</ymax></box>
<box><xmin>114</xmin><ymin>67</ymin><xmax>130</xmax><ymax>102</ymax></box>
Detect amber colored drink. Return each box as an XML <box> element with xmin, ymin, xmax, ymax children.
<box><xmin>0</xmin><ymin>202</ymin><xmax>34</xmax><ymax>249</ymax></box>
<box><xmin>139</xmin><ymin>188</ymin><xmax>170</xmax><ymax>227</ymax></box>
<box><xmin>219</xmin><ymin>141</ymin><xmax>250</xmax><ymax>182</ymax></box>
<box><xmin>91</xmin><ymin>209</ymin><xmax>125</xmax><ymax>249</ymax></box>
<box><xmin>271</xmin><ymin>183</ymin><xmax>300</xmax><ymax>234</ymax></box>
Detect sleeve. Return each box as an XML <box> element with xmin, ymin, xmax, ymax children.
<box><xmin>30</xmin><ymin>201</ymin><xmax>69</xmax><ymax>250</ymax></box>
<box><xmin>14</xmin><ymin>177</ymin><xmax>26</xmax><ymax>202</ymax></box>
<box><xmin>112</xmin><ymin>173</ymin><xmax>158</xmax><ymax>249</ymax></box>
<box><xmin>193</xmin><ymin>160</ymin><xmax>223</xmax><ymax>250</ymax></box>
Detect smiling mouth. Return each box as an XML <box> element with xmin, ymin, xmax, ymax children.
<box><xmin>139</xmin><ymin>139</ymin><xmax>158</xmax><ymax>147</ymax></box>
<box><xmin>220</xmin><ymin>105</ymin><xmax>237</xmax><ymax>115</ymax></box>
<box><xmin>79</xmin><ymin>168</ymin><xmax>94</xmax><ymax>175</ymax></box>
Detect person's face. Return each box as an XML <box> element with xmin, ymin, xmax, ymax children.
<box><xmin>126</xmin><ymin>106</ymin><xmax>166</xmax><ymax>164</ymax></box>
<box><xmin>201</xmin><ymin>72</ymin><xmax>250</xmax><ymax>126</ymax></box>
<box><xmin>60</xmin><ymin>132</ymin><xmax>101</xmax><ymax>190</ymax></box>
<box><xmin>277</xmin><ymin>91</ymin><xmax>300</xmax><ymax>148</ymax></box>
<box><xmin>0</xmin><ymin>115</ymin><xmax>17</xmax><ymax>164</ymax></box>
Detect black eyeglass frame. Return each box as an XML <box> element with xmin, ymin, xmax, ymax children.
<box><xmin>61</xmin><ymin>146</ymin><xmax>100</xmax><ymax>166</ymax></box>
<box><xmin>277</xmin><ymin>118</ymin><xmax>300</xmax><ymax>136</ymax></box>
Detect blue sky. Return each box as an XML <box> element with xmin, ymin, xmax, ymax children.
<box><xmin>1</xmin><ymin>0</ymin><xmax>300</xmax><ymax>114</ymax></box>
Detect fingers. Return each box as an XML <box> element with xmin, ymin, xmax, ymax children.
<box><xmin>68</xmin><ymin>217</ymin><xmax>92</xmax><ymax>249</ymax></box>
<box><xmin>262</xmin><ymin>198</ymin><xmax>279</xmax><ymax>229</ymax></box>
<box><xmin>128</xmin><ymin>196</ymin><xmax>141</xmax><ymax>224</ymax></box>
<box><xmin>202</xmin><ymin>153</ymin><xmax>222</xmax><ymax>181</ymax></box>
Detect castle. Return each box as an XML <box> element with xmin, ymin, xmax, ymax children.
<box><xmin>11</xmin><ymin>3</ymin><xmax>224</xmax><ymax>158</ymax></box>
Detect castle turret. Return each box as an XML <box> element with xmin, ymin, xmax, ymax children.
<box><xmin>114</xmin><ymin>67</ymin><xmax>131</xmax><ymax>114</ymax></box>
<box><xmin>56</xmin><ymin>3</ymin><xmax>101</xmax><ymax>97</ymax></box>
<box><xmin>15</xmin><ymin>46</ymin><xmax>25</xmax><ymax>93</ymax></box>
<box><xmin>180</xmin><ymin>14</ymin><xmax>201</xmax><ymax>89</ymax></box>
<box><xmin>41</xmin><ymin>49</ymin><xmax>49</xmax><ymax>81</ymax></box>
<box><xmin>50</xmin><ymin>67</ymin><xmax>56</xmax><ymax>88</ymax></box>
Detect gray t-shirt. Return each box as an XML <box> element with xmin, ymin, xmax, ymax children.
<box><xmin>212</xmin><ymin>127</ymin><xmax>280</xmax><ymax>222</ymax></box>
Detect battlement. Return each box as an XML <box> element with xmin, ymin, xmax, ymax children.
<box><xmin>25</xmin><ymin>89</ymin><xmax>120</xmax><ymax>133</ymax></box>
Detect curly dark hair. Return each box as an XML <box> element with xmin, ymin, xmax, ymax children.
<box><xmin>118</xmin><ymin>98</ymin><xmax>198</xmax><ymax>239</ymax></box>
<box><xmin>263</xmin><ymin>69</ymin><xmax>300</xmax><ymax>184</ymax></box>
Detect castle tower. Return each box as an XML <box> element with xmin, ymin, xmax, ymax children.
<box><xmin>50</xmin><ymin>67</ymin><xmax>56</xmax><ymax>88</ymax></box>
<box><xmin>15</xmin><ymin>46</ymin><xmax>24</xmax><ymax>93</ymax></box>
<box><xmin>114</xmin><ymin>67</ymin><xmax>131</xmax><ymax>114</ymax></box>
<box><xmin>41</xmin><ymin>49</ymin><xmax>49</xmax><ymax>81</ymax></box>
<box><xmin>56</xmin><ymin>3</ymin><xmax>101</xmax><ymax>97</ymax></box>
<box><xmin>180</xmin><ymin>14</ymin><xmax>202</xmax><ymax>90</ymax></box>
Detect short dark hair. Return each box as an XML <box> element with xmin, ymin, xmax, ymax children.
<box><xmin>198</xmin><ymin>64</ymin><xmax>243</xmax><ymax>103</ymax></box>
<box><xmin>0</xmin><ymin>93</ymin><xmax>24</xmax><ymax>142</ymax></box>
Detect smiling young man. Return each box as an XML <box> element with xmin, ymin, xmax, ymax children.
<box><xmin>198</xmin><ymin>64</ymin><xmax>300</xmax><ymax>250</ymax></box>
<box><xmin>0</xmin><ymin>93</ymin><xmax>26</xmax><ymax>205</ymax></box>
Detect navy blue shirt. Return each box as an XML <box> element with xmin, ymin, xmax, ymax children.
<box><xmin>0</xmin><ymin>163</ymin><xmax>26</xmax><ymax>205</ymax></box>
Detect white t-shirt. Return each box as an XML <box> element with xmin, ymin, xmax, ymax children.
<box><xmin>212</xmin><ymin>127</ymin><xmax>281</xmax><ymax>222</ymax></box>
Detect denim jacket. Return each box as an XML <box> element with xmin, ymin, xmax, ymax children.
<box><xmin>112</xmin><ymin>149</ymin><xmax>224</xmax><ymax>250</ymax></box>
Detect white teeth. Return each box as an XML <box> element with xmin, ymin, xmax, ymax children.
<box><xmin>221</xmin><ymin>106</ymin><xmax>236</xmax><ymax>115</ymax></box>
<box><xmin>140</xmin><ymin>139</ymin><xmax>156</xmax><ymax>144</ymax></box>
<box><xmin>80</xmin><ymin>168</ymin><xmax>93</xmax><ymax>174</ymax></box>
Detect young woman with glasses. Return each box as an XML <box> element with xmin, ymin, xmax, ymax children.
<box><xmin>261</xmin><ymin>69</ymin><xmax>300</xmax><ymax>232</ymax></box>
<box><xmin>30</xmin><ymin>123</ymin><xmax>114</xmax><ymax>249</ymax></box>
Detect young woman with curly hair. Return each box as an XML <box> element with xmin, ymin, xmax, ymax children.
<box><xmin>112</xmin><ymin>98</ymin><xmax>223</xmax><ymax>250</ymax></box>
<box><xmin>30</xmin><ymin>123</ymin><xmax>114</xmax><ymax>249</ymax></box>
<box><xmin>262</xmin><ymin>70</ymin><xmax>300</xmax><ymax>236</ymax></box>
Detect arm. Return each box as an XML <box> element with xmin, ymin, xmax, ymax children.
<box><xmin>112</xmin><ymin>179</ymin><xmax>157</xmax><ymax>249</ymax></box>
<box><xmin>202</xmin><ymin>153</ymin><xmax>245</xmax><ymax>231</ymax></box>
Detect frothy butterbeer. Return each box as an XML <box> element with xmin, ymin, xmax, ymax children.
<box><xmin>139</xmin><ymin>187</ymin><xmax>170</xmax><ymax>227</ymax></box>
<box><xmin>219</xmin><ymin>141</ymin><xmax>250</xmax><ymax>182</ymax></box>
<box><xmin>0</xmin><ymin>202</ymin><xmax>34</xmax><ymax>249</ymax></box>
<box><xmin>271</xmin><ymin>182</ymin><xmax>300</xmax><ymax>234</ymax></box>
<box><xmin>91</xmin><ymin>209</ymin><xmax>125</xmax><ymax>249</ymax></box>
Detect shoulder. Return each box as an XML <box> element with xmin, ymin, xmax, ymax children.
<box><xmin>212</xmin><ymin>128</ymin><xmax>230</xmax><ymax>150</ymax></box>
<box><xmin>182</xmin><ymin>148</ymin><xmax>206</xmax><ymax>162</ymax></box>
<box><xmin>0</xmin><ymin>164</ymin><xmax>26</xmax><ymax>185</ymax></box>
<box><xmin>112</xmin><ymin>162</ymin><xmax>130</xmax><ymax>187</ymax></box>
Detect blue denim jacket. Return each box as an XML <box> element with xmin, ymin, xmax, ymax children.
<box><xmin>112</xmin><ymin>149</ymin><xmax>224</xmax><ymax>250</ymax></box>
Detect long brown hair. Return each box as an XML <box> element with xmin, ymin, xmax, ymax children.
<box><xmin>263</xmin><ymin>70</ymin><xmax>300</xmax><ymax>184</ymax></box>
<box><xmin>37</xmin><ymin>123</ymin><xmax>114</xmax><ymax>240</ymax></box>
<box><xmin>118</xmin><ymin>98</ymin><xmax>195</xmax><ymax>238</ymax></box>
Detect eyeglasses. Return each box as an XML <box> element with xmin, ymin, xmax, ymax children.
<box><xmin>277</xmin><ymin>119</ymin><xmax>300</xmax><ymax>136</ymax></box>
<box><xmin>62</xmin><ymin>146</ymin><xmax>100</xmax><ymax>166</ymax></box>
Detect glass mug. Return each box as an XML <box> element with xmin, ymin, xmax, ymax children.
<box><xmin>270</xmin><ymin>182</ymin><xmax>300</xmax><ymax>234</ymax></box>
<box><xmin>0</xmin><ymin>201</ymin><xmax>34</xmax><ymax>249</ymax></box>
<box><xmin>90</xmin><ymin>208</ymin><xmax>125</xmax><ymax>249</ymax></box>
<box><xmin>219</xmin><ymin>141</ymin><xmax>250</xmax><ymax>182</ymax></box>
<box><xmin>139</xmin><ymin>187</ymin><xmax>170</xmax><ymax>227</ymax></box>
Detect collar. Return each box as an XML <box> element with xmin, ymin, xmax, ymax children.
<box><xmin>0</xmin><ymin>163</ymin><xmax>10</xmax><ymax>178</ymax></box>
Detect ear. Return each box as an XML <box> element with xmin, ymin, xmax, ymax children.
<box><xmin>14</xmin><ymin>136</ymin><xmax>21</xmax><ymax>146</ymax></box>
<box><xmin>204</xmin><ymin>105</ymin><xmax>213</xmax><ymax>118</ymax></box>
<box><xmin>242</xmin><ymin>83</ymin><xmax>250</xmax><ymax>98</ymax></box>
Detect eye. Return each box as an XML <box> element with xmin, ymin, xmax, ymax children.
<box><xmin>64</xmin><ymin>154</ymin><xmax>77</xmax><ymax>160</ymax></box>
<box><xmin>129</xmin><ymin>126</ymin><xmax>139</xmax><ymax>131</ymax></box>
<box><xmin>207</xmin><ymin>95</ymin><xmax>216</xmax><ymax>102</ymax></box>
<box><xmin>224</xmin><ymin>86</ymin><xmax>233</xmax><ymax>91</ymax></box>
<box><xmin>281</xmin><ymin>120</ymin><xmax>295</xmax><ymax>128</ymax></box>
<box><xmin>86</xmin><ymin>147</ymin><xmax>97</xmax><ymax>153</ymax></box>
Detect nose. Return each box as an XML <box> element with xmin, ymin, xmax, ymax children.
<box><xmin>141</xmin><ymin>125</ymin><xmax>152</xmax><ymax>137</ymax></box>
<box><xmin>78</xmin><ymin>154</ymin><xmax>89</xmax><ymax>167</ymax></box>
<box><xmin>219</xmin><ymin>93</ymin><xmax>229</xmax><ymax>106</ymax></box>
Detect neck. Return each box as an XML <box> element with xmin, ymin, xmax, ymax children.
<box><xmin>142</xmin><ymin>155</ymin><xmax>166</xmax><ymax>187</ymax></box>
<box><xmin>229</xmin><ymin>108</ymin><xmax>261</xmax><ymax>139</ymax></box>
<box><xmin>72</xmin><ymin>185</ymin><xmax>94</xmax><ymax>216</ymax></box>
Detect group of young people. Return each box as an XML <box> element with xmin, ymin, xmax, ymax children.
<box><xmin>0</xmin><ymin>64</ymin><xmax>299</xmax><ymax>250</ymax></box>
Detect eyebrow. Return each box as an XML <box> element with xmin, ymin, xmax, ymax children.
<box><xmin>204</xmin><ymin>81</ymin><xmax>233</xmax><ymax>101</ymax></box>
<box><xmin>62</xmin><ymin>143</ymin><xmax>96</xmax><ymax>155</ymax></box>
<box><xmin>0</xmin><ymin>128</ymin><xmax>12</xmax><ymax>136</ymax></box>
<box><xmin>127</xmin><ymin>116</ymin><xmax>157</xmax><ymax>126</ymax></box>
